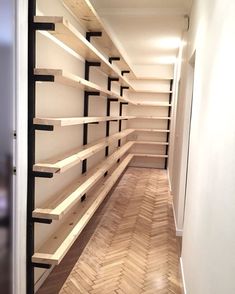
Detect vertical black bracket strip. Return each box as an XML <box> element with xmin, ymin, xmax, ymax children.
<box><xmin>27</xmin><ymin>0</ymin><xmax>36</xmax><ymax>293</ymax></box>
<box><xmin>82</xmin><ymin>61</ymin><xmax>90</xmax><ymax>175</ymax></box>
<box><xmin>105</xmin><ymin>97</ymin><xmax>111</xmax><ymax>157</ymax></box>
<box><xmin>119</xmin><ymin>87</ymin><xmax>129</xmax><ymax>148</ymax></box>
<box><xmin>82</xmin><ymin>33</ymin><xmax>102</xmax><ymax>191</ymax></box>
<box><xmin>165</xmin><ymin>79</ymin><xmax>174</xmax><ymax>169</ymax></box>
<box><xmin>118</xmin><ymin>102</ymin><xmax>123</xmax><ymax>147</ymax></box>
<box><xmin>105</xmin><ymin>77</ymin><xmax>119</xmax><ymax>157</ymax></box>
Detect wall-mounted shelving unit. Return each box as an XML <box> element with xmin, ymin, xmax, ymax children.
<box><xmin>27</xmin><ymin>0</ymin><xmax>175</xmax><ymax>293</ymax></box>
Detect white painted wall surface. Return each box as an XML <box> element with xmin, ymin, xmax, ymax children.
<box><xmin>180</xmin><ymin>0</ymin><xmax>235</xmax><ymax>292</ymax></box>
<box><xmin>14</xmin><ymin>0</ymin><xmax>28</xmax><ymax>293</ymax></box>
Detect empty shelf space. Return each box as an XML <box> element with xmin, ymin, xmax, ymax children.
<box><xmin>134</xmin><ymin>128</ymin><xmax>170</xmax><ymax>133</ymax></box>
<box><xmin>133</xmin><ymin>141</ymin><xmax>169</xmax><ymax>145</ymax></box>
<box><xmin>33</xmin><ymin>129</ymin><xmax>135</xmax><ymax>174</ymax></box>
<box><xmin>32</xmin><ymin>154</ymin><xmax>134</xmax><ymax>265</ymax></box>
<box><xmin>62</xmin><ymin>0</ymin><xmax>134</xmax><ymax>78</ymax></box>
<box><xmin>34</xmin><ymin>16</ymin><xmax>132</xmax><ymax>89</ymax></box>
<box><xmin>34</xmin><ymin>69</ymin><xmax>133</xmax><ymax>104</ymax></box>
<box><xmin>33</xmin><ymin>115</ymin><xmax>136</xmax><ymax>127</ymax></box>
<box><xmin>133</xmin><ymin>153</ymin><xmax>168</xmax><ymax>158</ymax></box>
<box><xmin>33</xmin><ymin>142</ymin><xmax>134</xmax><ymax>221</ymax></box>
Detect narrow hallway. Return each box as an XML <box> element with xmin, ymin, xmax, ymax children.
<box><xmin>40</xmin><ymin>168</ymin><xmax>182</xmax><ymax>294</ymax></box>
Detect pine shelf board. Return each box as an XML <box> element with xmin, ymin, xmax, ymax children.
<box><xmin>33</xmin><ymin>129</ymin><xmax>135</xmax><ymax>174</ymax></box>
<box><xmin>34</xmin><ymin>68</ymin><xmax>133</xmax><ymax>104</ymax></box>
<box><xmin>34</xmin><ymin>16</ymin><xmax>133</xmax><ymax>89</ymax></box>
<box><xmin>33</xmin><ymin>115</ymin><xmax>136</xmax><ymax>127</ymax></box>
<box><xmin>134</xmin><ymin>102</ymin><xmax>172</xmax><ymax>107</ymax></box>
<box><xmin>134</xmin><ymin>129</ymin><xmax>170</xmax><ymax>133</ymax></box>
<box><xmin>134</xmin><ymin>116</ymin><xmax>171</xmax><ymax>120</ymax></box>
<box><xmin>32</xmin><ymin>154</ymin><xmax>134</xmax><ymax>265</ymax></box>
<box><xmin>133</xmin><ymin>141</ymin><xmax>169</xmax><ymax>146</ymax></box>
<box><xmin>62</xmin><ymin>0</ymin><xmax>134</xmax><ymax>78</ymax></box>
<box><xmin>129</xmin><ymin>89</ymin><xmax>173</xmax><ymax>94</ymax></box>
<box><xmin>33</xmin><ymin>142</ymin><xmax>134</xmax><ymax>220</ymax></box>
<box><xmin>129</xmin><ymin>77</ymin><xmax>173</xmax><ymax>81</ymax></box>
<box><xmin>133</xmin><ymin>153</ymin><xmax>168</xmax><ymax>158</ymax></box>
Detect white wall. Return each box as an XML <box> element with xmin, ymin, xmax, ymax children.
<box><xmin>178</xmin><ymin>0</ymin><xmax>235</xmax><ymax>293</ymax></box>
<box><xmin>168</xmin><ymin>32</ymin><xmax>195</xmax><ymax>235</ymax></box>
<box><xmin>14</xmin><ymin>1</ymin><xmax>28</xmax><ymax>293</ymax></box>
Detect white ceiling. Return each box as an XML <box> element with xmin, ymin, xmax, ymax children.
<box><xmin>91</xmin><ymin>0</ymin><xmax>192</xmax><ymax>12</ymax></box>
<box><xmin>91</xmin><ymin>0</ymin><xmax>192</xmax><ymax>74</ymax></box>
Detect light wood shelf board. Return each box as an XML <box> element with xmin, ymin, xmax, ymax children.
<box><xmin>129</xmin><ymin>77</ymin><xmax>173</xmax><ymax>81</ymax></box>
<box><xmin>32</xmin><ymin>154</ymin><xmax>133</xmax><ymax>265</ymax></box>
<box><xmin>135</xmin><ymin>116</ymin><xmax>171</xmax><ymax>120</ymax></box>
<box><xmin>33</xmin><ymin>142</ymin><xmax>134</xmax><ymax>220</ymax></box>
<box><xmin>34</xmin><ymin>16</ymin><xmax>133</xmax><ymax>89</ymax></box>
<box><xmin>62</xmin><ymin>0</ymin><xmax>134</xmax><ymax>79</ymax></box>
<box><xmin>133</xmin><ymin>141</ymin><xmax>169</xmax><ymax>146</ymax></box>
<box><xmin>34</xmin><ymin>68</ymin><xmax>133</xmax><ymax>104</ymax></box>
<box><xmin>134</xmin><ymin>129</ymin><xmax>170</xmax><ymax>133</ymax></box>
<box><xmin>33</xmin><ymin>115</ymin><xmax>136</xmax><ymax>127</ymax></box>
<box><xmin>33</xmin><ymin>129</ymin><xmax>135</xmax><ymax>173</ymax></box>
<box><xmin>133</xmin><ymin>153</ymin><xmax>168</xmax><ymax>158</ymax></box>
<box><xmin>134</xmin><ymin>102</ymin><xmax>172</xmax><ymax>107</ymax></box>
<box><xmin>129</xmin><ymin>89</ymin><xmax>173</xmax><ymax>94</ymax></box>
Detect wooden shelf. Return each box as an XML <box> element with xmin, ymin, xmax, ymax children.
<box><xmin>130</xmin><ymin>89</ymin><xmax>173</xmax><ymax>94</ymax></box>
<box><xmin>33</xmin><ymin>129</ymin><xmax>135</xmax><ymax>174</ymax></box>
<box><xmin>129</xmin><ymin>77</ymin><xmax>173</xmax><ymax>81</ymax></box>
<box><xmin>133</xmin><ymin>141</ymin><xmax>169</xmax><ymax>146</ymax></box>
<box><xmin>134</xmin><ymin>129</ymin><xmax>170</xmax><ymax>133</ymax></box>
<box><xmin>134</xmin><ymin>102</ymin><xmax>172</xmax><ymax>107</ymax></box>
<box><xmin>32</xmin><ymin>154</ymin><xmax>133</xmax><ymax>265</ymax></box>
<box><xmin>33</xmin><ymin>142</ymin><xmax>134</xmax><ymax>220</ymax></box>
<box><xmin>34</xmin><ymin>69</ymin><xmax>133</xmax><ymax>104</ymax></box>
<box><xmin>34</xmin><ymin>115</ymin><xmax>135</xmax><ymax>127</ymax></box>
<box><xmin>134</xmin><ymin>116</ymin><xmax>171</xmax><ymax>120</ymax></box>
<box><xmin>133</xmin><ymin>153</ymin><xmax>168</xmax><ymax>158</ymax></box>
<box><xmin>34</xmin><ymin>16</ymin><xmax>133</xmax><ymax>89</ymax></box>
<box><xmin>62</xmin><ymin>0</ymin><xmax>134</xmax><ymax>78</ymax></box>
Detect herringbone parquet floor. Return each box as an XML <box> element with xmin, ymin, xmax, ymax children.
<box><xmin>59</xmin><ymin>167</ymin><xmax>183</xmax><ymax>294</ymax></box>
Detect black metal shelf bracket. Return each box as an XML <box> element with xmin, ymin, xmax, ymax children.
<box><xmin>105</xmin><ymin>78</ymin><xmax>120</xmax><ymax>157</ymax></box>
<box><xmin>87</xmin><ymin>121</ymin><xmax>99</xmax><ymax>125</ymax></box>
<box><xmin>108</xmin><ymin>77</ymin><xmax>119</xmax><ymax>89</ymax></box>
<box><xmin>109</xmin><ymin>57</ymin><xmax>121</xmax><ymax>64</ymax></box>
<box><xmin>81</xmin><ymin>34</ymin><xmax>103</xmax><ymax>200</ymax></box>
<box><xmin>34</xmin><ymin>75</ymin><xmax>54</xmax><ymax>82</ymax></box>
<box><xmin>165</xmin><ymin>79</ymin><xmax>173</xmax><ymax>169</ymax></box>
<box><xmin>34</xmin><ymin>124</ymin><xmax>54</xmax><ymax>131</ymax></box>
<box><xmin>32</xmin><ymin>263</ymin><xmax>52</xmax><ymax>269</ymax></box>
<box><xmin>82</xmin><ymin>91</ymin><xmax>98</xmax><ymax>173</ymax></box>
<box><xmin>121</xmin><ymin>70</ymin><xmax>130</xmax><ymax>76</ymax></box>
<box><xmin>32</xmin><ymin>171</ymin><xmax>54</xmax><ymax>178</ymax></box>
<box><xmin>118</xmin><ymin>98</ymin><xmax>129</xmax><ymax>147</ymax></box>
<box><xmin>120</xmin><ymin>86</ymin><xmax>129</xmax><ymax>97</ymax></box>
<box><xmin>33</xmin><ymin>22</ymin><xmax>55</xmax><ymax>31</ymax></box>
<box><xmin>86</xmin><ymin>31</ymin><xmax>102</xmax><ymax>42</ymax></box>
<box><xmin>32</xmin><ymin>218</ymin><xmax>53</xmax><ymax>224</ymax></box>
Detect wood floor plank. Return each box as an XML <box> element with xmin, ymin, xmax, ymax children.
<box><xmin>38</xmin><ymin>168</ymin><xmax>183</xmax><ymax>294</ymax></box>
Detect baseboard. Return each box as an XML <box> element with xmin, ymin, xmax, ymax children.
<box><xmin>167</xmin><ymin>168</ymin><xmax>172</xmax><ymax>192</ymax></box>
<box><xmin>180</xmin><ymin>257</ymin><xmax>187</xmax><ymax>294</ymax></box>
<box><xmin>172</xmin><ymin>202</ymin><xmax>183</xmax><ymax>237</ymax></box>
